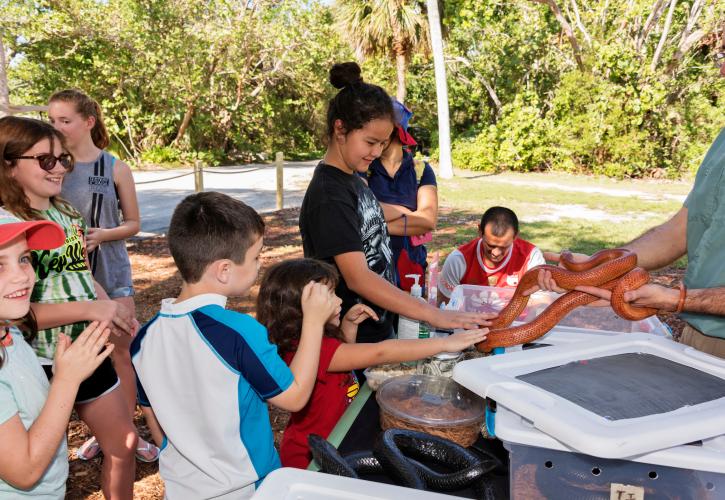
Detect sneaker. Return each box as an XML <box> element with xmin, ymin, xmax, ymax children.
<box><xmin>76</xmin><ymin>436</ymin><xmax>101</xmax><ymax>461</ymax></box>
<box><xmin>136</xmin><ymin>438</ymin><xmax>160</xmax><ymax>462</ymax></box>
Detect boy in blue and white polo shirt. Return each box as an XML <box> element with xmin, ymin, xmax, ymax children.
<box><xmin>131</xmin><ymin>192</ymin><xmax>335</xmax><ymax>499</ymax></box>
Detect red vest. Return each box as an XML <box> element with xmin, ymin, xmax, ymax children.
<box><xmin>459</xmin><ymin>238</ymin><xmax>538</xmax><ymax>288</ymax></box>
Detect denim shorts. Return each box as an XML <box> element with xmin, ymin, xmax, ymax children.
<box><xmin>107</xmin><ymin>286</ymin><xmax>135</xmax><ymax>299</ymax></box>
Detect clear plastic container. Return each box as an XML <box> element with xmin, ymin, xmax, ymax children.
<box><xmin>363</xmin><ymin>363</ymin><xmax>418</xmax><ymax>391</ymax></box>
<box><xmin>376</xmin><ymin>374</ymin><xmax>485</xmax><ymax>447</ymax></box>
<box><xmin>448</xmin><ymin>284</ymin><xmax>671</xmax><ymax>337</ymax></box>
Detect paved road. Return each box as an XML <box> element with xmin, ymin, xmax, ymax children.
<box><xmin>133</xmin><ymin>161</ymin><xmax>317</xmax><ymax>235</ymax></box>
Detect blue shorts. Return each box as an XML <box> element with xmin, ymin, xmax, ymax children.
<box><xmin>108</xmin><ymin>286</ymin><xmax>135</xmax><ymax>299</ymax></box>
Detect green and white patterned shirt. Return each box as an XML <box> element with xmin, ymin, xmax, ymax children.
<box><xmin>30</xmin><ymin>204</ymin><xmax>97</xmax><ymax>359</ymax></box>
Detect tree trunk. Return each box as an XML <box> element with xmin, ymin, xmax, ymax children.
<box><xmin>636</xmin><ymin>0</ymin><xmax>667</xmax><ymax>52</ymax></box>
<box><xmin>0</xmin><ymin>34</ymin><xmax>9</xmax><ymax>117</ymax></box>
<box><xmin>426</xmin><ymin>0</ymin><xmax>453</xmax><ymax>179</ymax></box>
<box><xmin>395</xmin><ymin>52</ymin><xmax>407</xmax><ymax>103</ymax></box>
<box><xmin>532</xmin><ymin>0</ymin><xmax>586</xmax><ymax>71</ymax></box>
<box><xmin>173</xmin><ymin>103</ymin><xmax>195</xmax><ymax>145</ymax></box>
<box><xmin>452</xmin><ymin>56</ymin><xmax>502</xmax><ymax>117</ymax></box>
<box><xmin>651</xmin><ymin>0</ymin><xmax>678</xmax><ymax>71</ymax></box>
<box><xmin>569</xmin><ymin>0</ymin><xmax>591</xmax><ymax>46</ymax></box>
<box><xmin>666</xmin><ymin>0</ymin><xmax>704</xmax><ymax>74</ymax></box>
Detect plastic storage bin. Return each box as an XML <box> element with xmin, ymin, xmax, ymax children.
<box><xmin>448</xmin><ymin>284</ymin><xmax>671</xmax><ymax>338</ymax></box>
<box><xmin>453</xmin><ymin>334</ymin><xmax>725</xmax><ymax>458</ymax></box>
<box><xmin>496</xmin><ymin>405</ymin><xmax>725</xmax><ymax>500</ymax></box>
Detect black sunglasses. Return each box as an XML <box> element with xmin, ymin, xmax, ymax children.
<box><xmin>9</xmin><ymin>153</ymin><xmax>73</xmax><ymax>171</ymax></box>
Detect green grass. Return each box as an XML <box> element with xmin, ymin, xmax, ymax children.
<box><xmin>430</xmin><ymin>171</ymin><xmax>688</xmax><ymax>264</ymax></box>
<box><xmin>440</xmin><ymin>179</ymin><xmax>684</xmax><ymax>215</ymax></box>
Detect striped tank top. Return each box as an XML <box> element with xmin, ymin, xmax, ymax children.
<box><xmin>61</xmin><ymin>151</ymin><xmax>133</xmax><ymax>294</ymax></box>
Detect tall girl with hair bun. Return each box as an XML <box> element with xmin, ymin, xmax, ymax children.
<box><xmin>47</xmin><ymin>90</ymin><xmax>158</xmax><ymax>463</ymax></box>
<box><xmin>299</xmin><ymin>62</ymin><xmax>494</xmax><ymax>345</ymax></box>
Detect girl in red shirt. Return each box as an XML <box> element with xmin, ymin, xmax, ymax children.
<box><xmin>256</xmin><ymin>258</ymin><xmax>488</xmax><ymax>468</ymax></box>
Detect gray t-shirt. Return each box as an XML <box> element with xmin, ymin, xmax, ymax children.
<box><xmin>61</xmin><ymin>151</ymin><xmax>133</xmax><ymax>294</ymax></box>
<box><xmin>0</xmin><ymin>328</ymin><xmax>68</xmax><ymax>498</ymax></box>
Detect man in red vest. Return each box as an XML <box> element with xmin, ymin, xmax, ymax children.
<box><xmin>438</xmin><ymin>206</ymin><xmax>545</xmax><ymax>304</ymax></box>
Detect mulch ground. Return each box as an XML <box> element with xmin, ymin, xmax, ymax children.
<box><xmin>65</xmin><ymin>207</ymin><xmax>686</xmax><ymax>498</ymax></box>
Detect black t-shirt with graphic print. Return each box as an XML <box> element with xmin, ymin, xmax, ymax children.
<box><xmin>299</xmin><ymin>162</ymin><xmax>395</xmax><ymax>343</ymax></box>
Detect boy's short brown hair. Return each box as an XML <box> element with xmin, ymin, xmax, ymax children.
<box><xmin>168</xmin><ymin>192</ymin><xmax>264</xmax><ymax>283</ymax></box>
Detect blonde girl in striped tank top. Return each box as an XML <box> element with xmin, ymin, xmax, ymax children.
<box><xmin>0</xmin><ymin>116</ymin><xmax>138</xmax><ymax>499</ymax></box>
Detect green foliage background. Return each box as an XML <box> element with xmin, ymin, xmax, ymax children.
<box><xmin>3</xmin><ymin>0</ymin><xmax>723</xmax><ymax>177</ymax></box>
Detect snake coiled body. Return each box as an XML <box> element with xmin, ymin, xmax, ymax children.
<box><xmin>308</xmin><ymin>430</ymin><xmax>498</xmax><ymax>498</ymax></box>
<box><xmin>477</xmin><ymin>249</ymin><xmax>657</xmax><ymax>352</ymax></box>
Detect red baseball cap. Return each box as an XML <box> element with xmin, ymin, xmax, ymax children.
<box><xmin>396</xmin><ymin>125</ymin><xmax>417</xmax><ymax>147</ymax></box>
<box><xmin>392</xmin><ymin>99</ymin><xmax>417</xmax><ymax>147</ymax></box>
<box><xmin>0</xmin><ymin>208</ymin><xmax>65</xmax><ymax>250</ymax></box>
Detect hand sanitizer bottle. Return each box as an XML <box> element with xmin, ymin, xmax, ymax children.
<box><xmin>397</xmin><ymin>274</ymin><xmax>424</xmax><ymax>340</ymax></box>
<box><xmin>405</xmin><ymin>274</ymin><xmax>430</xmax><ymax>339</ymax></box>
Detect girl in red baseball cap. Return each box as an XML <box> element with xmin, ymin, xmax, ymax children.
<box><xmin>0</xmin><ymin>206</ymin><xmax>113</xmax><ymax>497</ymax></box>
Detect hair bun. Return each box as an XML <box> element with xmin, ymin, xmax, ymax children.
<box><xmin>329</xmin><ymin>62</ymin><xmax>363</xmax><ymax>90</ymax></box>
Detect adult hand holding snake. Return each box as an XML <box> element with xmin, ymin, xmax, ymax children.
<box><xmin>575</xmin><ymin>283</ymin><xmax>681</xmax><ymax>312</ymax></box>
<box><xmin>477</xmin><ymin>248</ymin><xmax>658</xmax><ymax>351</ymax></box>
<box><xmin>535</xmin><ymin>250</ymin><xmax>680</xmax><ymax>310</ymax></box>
<box><xmin>525</xmin><ymin>250</ymin><xmax>593</xmax><ymax>297</ymax></box>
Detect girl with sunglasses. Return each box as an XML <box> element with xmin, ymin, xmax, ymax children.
<box><xmin>0</xmin><ymin>116</ymin><xmax>138</xmax><ymax>499</ymax></box>
<box><xmin>47</xmin><ymin>89</ymin><xmax>158</xmax><ymax>463</ymax></box>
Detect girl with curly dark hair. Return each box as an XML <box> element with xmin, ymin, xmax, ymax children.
<box><xmin>257</xmin><ymin>258</ymin><xmax>487</xmax><ymax>469</ymax></box>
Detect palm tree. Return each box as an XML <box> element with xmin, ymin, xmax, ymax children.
<box><xmin>333</xmin><ymin>0</ymin><xmax>430</xmax><ymax>103</ymax></box>
<box><xmin>425</xmin><ymin>0</ymin><xmax>452</xmax><ymax>178</ymax></box>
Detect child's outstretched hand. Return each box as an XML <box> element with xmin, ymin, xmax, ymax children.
<box><xmin>53</xmin><ymin>321</ymin><xmax>114</xmax><ymax>386</ymax></box>
<box><xmin>441</xmin><ymin>328</ymin><xmax>488</xmax><ymax>352</ymax></box>
<box><xmin>340</xmin><ymin>304</ymin><xmax>378</xmax><ymax>341</ymax></box>
<box><xmin>301</xmin><ymin>281</ymin><xmax>339</xmax><ymax>329</ymax></box>
<box><xmin>342</xmin><ymin>304</ymin><xmax>378</xmax><ymax>326</ymax></box>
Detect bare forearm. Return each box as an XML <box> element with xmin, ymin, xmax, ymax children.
<box><xmin>340</xmin><ymin>322</ymin><xmax>358</xmax><ymax>343</ymax></box>
<box><xmin>330</xmin><ymin>337</ymin><xmax>447</xmax><ymax>372</ymax></box>
<box><xmin>367</xmin><ymin>338</ymin><xmax>447</xmax><ymax>367</ymax></box>
<box><xmin>31</xmin><ymin>302</ymin><xmax>94</xmax><ymax>329</ymax></box>
<box><xmin>624</xmin><ymin>208</ymin><xmax>687</xmax><ymax>270</ymax></box>
<box><xmin>100</xmin><ymin>221</ymin><xmax>140</xmax><ymax>242</ymax></box>
<box><xmin>683</xmin><ymin>288</ymin><xmax>725</xmax><ymax>316</ymax></box>
<box><xmin>380</xmin><ymin>203</ymin><xmax>410</xmax><ymax>221</ymax></box>
<box><xmin>387</xmin><ymin>213</ymin><xmax>435</xmax><ymax>236</ymax></box>
<box><xmin>20</xmin><ymin>379</ymin><xmax>78</xmax><ymax>486</ymax></box>
<box><xmin>94</xmin><ymin>280</ymin><xmax>110</xmax><ymax>300</ymax></box>
<box><xmin>348</xmin><ymin>271</ymin><xmax>434</xmax><ymax>323</ymax></box>
<box><xmin>272</xmin><ymin>319</ymin><xmax>324</xmax><ymax>411</ymax></box>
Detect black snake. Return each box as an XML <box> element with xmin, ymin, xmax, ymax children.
<box><xmin>308</xmin><ymin>429</ymin><xmax>499</xmax><ymax>498</ymax></box>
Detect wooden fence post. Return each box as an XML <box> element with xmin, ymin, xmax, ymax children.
<box><xmin>194</xmin><ymin>160</ymin><xmax>204</xmax><ymax>192</ymax></box>
<box><xmin>275</xmin><ymin>152</ymin><xmax>284</xmax><ymax>210</ymax></box>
